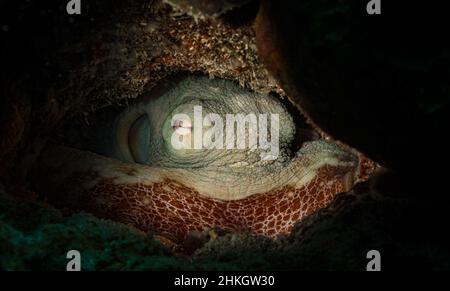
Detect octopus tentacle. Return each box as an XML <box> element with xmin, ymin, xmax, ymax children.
<box><xmin>34</xmin><ymin>142</ymin><xmax>372</xmax><ymax>241</ymax></box>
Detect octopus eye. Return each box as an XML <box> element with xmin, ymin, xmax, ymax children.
<box><xmin>128</xmin><ymin>114</ymin><xmax>150</xmax><ymax>165</ymax></box>
<box><xmin>112</xmin><ymin>75</ymin><xmax>299</xmax><ymax>169</ymax></box>
<box><xmin>34</xmin><ymin>74</ymin><xmax>368</xmax><ymax>241</ymax></box>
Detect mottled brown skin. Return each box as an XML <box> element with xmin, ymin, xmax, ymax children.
<box><xmin>55</xmin><ymin>164</ymin><xmax>356</xmax><ymax>241</ymax></box>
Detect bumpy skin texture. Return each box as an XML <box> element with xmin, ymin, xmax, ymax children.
<box><xmin>0</xmin><ymin>0</ymin><xmax>281</xmax><ymax>188</ymax></box>
<box><xmin>82</xmin><ymin>165</ymin><xmax>353</xmax><ymax>241</ymax></box>
<box><xmin>2</xmin><ymin>0</ymin><xmax>449</xmax><ymax>271</ymax></box>
<box><xmin>35</xmin><ymin>144</ymin><xmax>364</xmax><ymax>241</ymax></box>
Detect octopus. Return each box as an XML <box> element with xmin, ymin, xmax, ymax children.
<box><xmin>34</xmin><ymin>140</ymin><xmax>374</xmax><ymax>242</ymax></box>
<box><xmin>19</xmin><ymin>2</ymin><xmax>376</xmax><ymax>245</ymax></box>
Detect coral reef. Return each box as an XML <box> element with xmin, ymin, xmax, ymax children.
<box><xmin>1</xmin><ymin>0</ymin><xmax>449</xmax><ymax>271</ymax></box>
